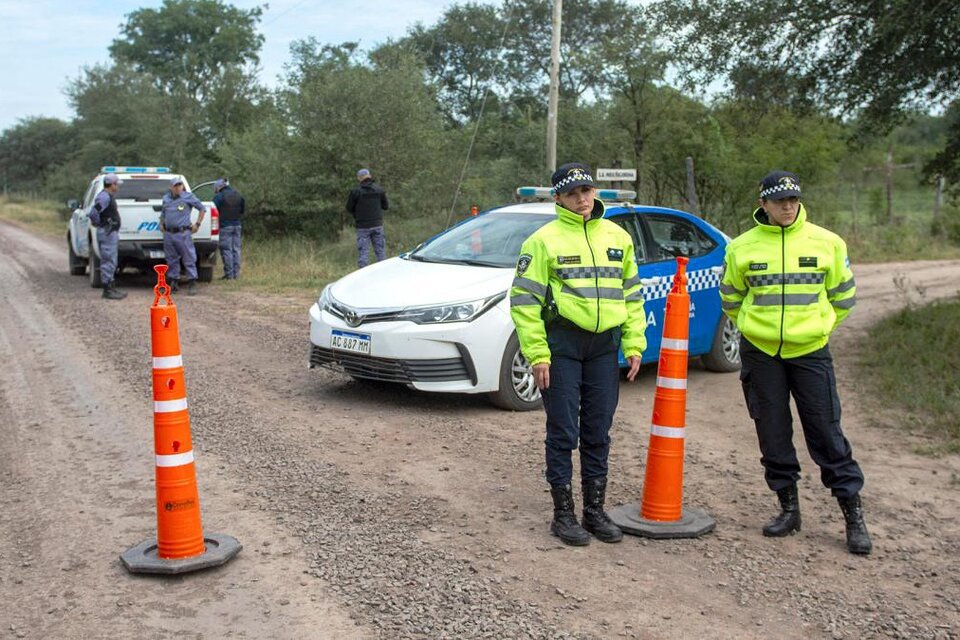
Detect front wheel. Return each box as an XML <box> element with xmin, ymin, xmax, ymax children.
<box><xmin>88</xmin><ymin>248</ymin><xmax>102</xmax><ymax>288</ymax></box>
<box><xmin>488</xmin><ymin>333</ymin><xmax>542</xmax><ymax>411</ymax></box>
<box><xmin>68</xmin><ymin>237</ymin><xmax>86</xmax><ymax>276</ymax></box>
<box><xmin>701</xmin><ymin>315</ymin><xmax>741</xmax><ymax>372</ymax></box>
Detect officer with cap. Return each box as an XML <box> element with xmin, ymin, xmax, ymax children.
<box><xmin>510</xmin><ymin>162</ymin><xmax>646</xmax><ymax>546</ymax></box>
<box><xmin>720</xmin><ymin>170</ymin><xmax>871</xmax><ymax>555</ymax></box>
<box><xmin>159</xmin><ymin>176</ymin><xmax>206</xmax><ymax>295</ymax></box>
<box><xmin>212</xmin><ymin>178</ymin><xmax>245</xmax><ymax>280</ymax></box>
<box><xmin>87</xmin><ymin>173</ymin><xmax>127</xmax><ymax>300</ymax></box>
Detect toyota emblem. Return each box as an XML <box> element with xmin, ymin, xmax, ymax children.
<box><xmin>344</xmin><ymin>310</ymin><xmax>362</xmax><ymax>327</ymax></box>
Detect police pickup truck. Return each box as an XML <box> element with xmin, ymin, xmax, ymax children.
<box><xmin>66</xmin><ymin>166</ymin><xmax>219</xmax><ymax>286</ymax></box>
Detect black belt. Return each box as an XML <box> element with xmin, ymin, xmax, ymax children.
<box><xmin>165</xmin><ymin>226</ymin><xmax>190</xmax><ymax>233</ymax></box>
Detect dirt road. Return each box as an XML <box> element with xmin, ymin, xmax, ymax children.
<box><xmin>1</xmin><ymin>220</ymin><xmax>958</xmax><ymax>639</ymax></box>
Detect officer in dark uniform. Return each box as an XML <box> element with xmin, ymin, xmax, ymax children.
<box><xmin>720</xmin><ymin>170</ymin><xmax>871</xmax><ymax>555</ymax></box>
<box><xmin>159</xmin><ymin>177</ymin><xmax>205</xmax><ymax>295</ymax></box>
<box><xmin>87</xmin><ymin>173</ymin><xmax>127</xmax><ymax>300</ymax></box>
<box><xmin>212</xmin><ymin>178</ymin><xmax>245</xmax><ymax>280</ymax></box>
<box><xmin>510</xmin><ymin>163</ymin><xmax>647</xmax><ymax>546</ymax></box>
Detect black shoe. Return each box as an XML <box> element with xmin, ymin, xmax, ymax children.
<box><xmin>581</xmin><ymin>476</ymin><xmax>623</xmax><ymax>543</ymax></box>
<box><xmin>101</xmin><ymin>282</ymin><xmax>127</xmax><ymax>300</ymax></box>
<box><xmin>220</xmin><ymin>274</ymin><xmax>230</xmax><ymax>280</ymax></box>
<box><xmin>186</xmin><ymin>280</ymin><xmax>197</xmax><ymax>296</ymax></box>
<box><xmin>170</xmin><ymin>280</ymin><xmax>180</xmax><ymax>293</ymax></box>
<box><xmin>838</xmin><ymin>494</ymin><xmax>872</xmax><ymax>555</ymax></box>
<box><xmin>549</xmin><ymin>484</ymin><xmax>591</xmax><ymax>546</ymax></box>
<box><xmin>763</xmin><ymin>485</ymin><xmax>801</xmax><ymax>537</ymax></box>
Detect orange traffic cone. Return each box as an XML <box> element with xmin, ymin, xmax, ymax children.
<box><xmin>121</xmin><ymin>265</ymin><xmax>241</xmax><ymax>574</ymax></box>
<box><xmin>610</xmin><ymin>257</ymin><xmax>715</xmax><ymax>538</ymax></box>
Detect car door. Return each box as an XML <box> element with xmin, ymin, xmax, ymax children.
<box><xmin>637</xmin><ymin>211</ymin><xmax>721</xmax><ymax>355</ymax></box>
<box><xmin>604</xmin><ymin>208</ymin><xmax>659</xmax><ymax>365</ymax></box>
<box><xmin>73</xmin><ymin>179</ymin><xmax>97</xmax><ymax>257</ymax></box>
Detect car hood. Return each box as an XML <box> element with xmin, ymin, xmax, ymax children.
<box><xmin>329</xmin><ymin>257</ymin><xmax>512</xmax><ymax>309</ymax></box>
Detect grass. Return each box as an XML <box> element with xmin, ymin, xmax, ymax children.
<box><xmin>0</xmin><ymin>195</ymin><xmax>67</xmax><ymax>237</ymax></box>
<box><xmin>858</xmin><ymin>297</ymin><xmax>960</xmax><ymax>453</ymax></box>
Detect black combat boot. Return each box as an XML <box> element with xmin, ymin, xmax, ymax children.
<box><xmin>186</xmin><ymin>279</ymin><xmax>197</xmax><ymax>296</ymax></box>
<box><xmin>549</xmin><ymin>484</ymin><xmax>591</xmax><ymax>546</ymax></box>
<box><xmin>763</xmin><ymin>485</ymin><xmax>801</xmax><ymax>537</ymax></box>
<box><xmin>581</xmin><ymin>476</ymin><xmax>623</xmax><ymax>543</ymax></box>
<box><xmin>101</xmin><ymin>281</ymin><xmax>127</xmax><ymax>300</ymax></box>
<box><xmin>170</xmin><ymin>280</ymin><xmax>180</xmax><ymax>293</ymax></box>
<box><xmin>838</xmin><ymin>494</ymin><xmax>872</xmax><ymax>555</ymax></box>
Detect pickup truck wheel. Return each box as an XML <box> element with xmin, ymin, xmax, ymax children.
<box><xmin>487</xmin><ymin>333</ymin><xmax>542</xmax><ymax>411</ymax></box>
<box><xmin>701</xmin><ymin>315</ymin><xmax>741</xmax><ymax>372</ymax></box>
<box><xmin>89</xmin><ymin>251</ymin><xmax>102</xmax><ymax>288</ymax></box>
<box><xmin>197</xmin><ymin>265</ymin><xmax>214</xmax><ymax>283</ymax></box>
<box><xmin>68</xmin><ymin>238</ymin><xmax>86</xmax><ymax>276</ymax></box>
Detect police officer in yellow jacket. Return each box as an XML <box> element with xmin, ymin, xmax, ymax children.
<box><xmin>721</xmin><ymin>170</ymin><xmax>871</xmax><ymax>555</ymax></box>
<box><xmin>510</xmin><ymin>163</ymin><xmax>646</xmax><ymax>546</ymax></box>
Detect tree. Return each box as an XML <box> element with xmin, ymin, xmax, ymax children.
<box><xmin>0</xmin><ymin>117</ymin><xmax>76</xmax><ymax>193</ymax></box>
<box><xmin>651</xmin><ymin>0</ymin><xmax>960</xmax><ymax>184</ymax></box>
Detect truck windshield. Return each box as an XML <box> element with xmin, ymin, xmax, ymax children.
<box><xmin>408</xmin><ymin>211</ymin><xmax>551</xmax><ymax>268</ymax></box>
<box><xmin>115</xmin><ymin>180</ymin><xmax>172</xmax><ymax>201</ymax></box>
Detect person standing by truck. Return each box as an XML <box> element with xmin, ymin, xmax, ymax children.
<box><xmin>159</xmin><ymin>176</ymin><xmax>206</xmax><ymax>295</ymax></box>
<box><xmin>87</xmin><ymin>173</ymin><xmax>127</xmax><ymax>300</ymax></box>
<box><xmin>213</xmin><ymin>178</ymin><xmax>245</xmax><ymax>280</ymax></box>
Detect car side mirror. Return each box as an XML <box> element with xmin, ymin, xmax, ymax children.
<box><xmin>66</xmin><ymin>199</ymin><xmax>80</xmax><ymax>210</ymax></box>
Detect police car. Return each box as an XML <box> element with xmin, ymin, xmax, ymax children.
<box><xmin>308</xmin><ymin>188</ymin><xmax>740</xmax><ymax>410</ymax></box>
<box><xmin>66</xmin><ymin>166</ymin><xmax>219</xmax><ymax>287</ymax></box>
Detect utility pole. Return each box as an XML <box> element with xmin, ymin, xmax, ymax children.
<box><xmin>863</xmin><ymin>144</ymin><xmax>916</xmax><ymax>224</ymax></box>
<box><xmin>545</xmin><ymin>0</ymin><xmax>562</xmax><ymax>173</ymax></box>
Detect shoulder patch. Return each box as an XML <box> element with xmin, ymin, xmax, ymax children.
<box><xmin>606</xmin><ymin>247</ymin><xmax>624</xmax><ymax>261</ymax></box>
<box><xmin>516</xmin><ymin>253</ymin><xmax>533</xmax><ymax>276</ymax></box>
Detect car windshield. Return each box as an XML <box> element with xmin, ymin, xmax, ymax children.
<box><xmin>408</xmin><ymin>211</ymin><xmax>552</xmax><ymax>268</ymax></box>
<box><xmin>115</xmin><ymin>179</ymin><xmax>173</xmax><ymax>201</ymax></box>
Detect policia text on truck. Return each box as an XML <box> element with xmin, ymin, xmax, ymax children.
<box><xmin>510</xmin><ymin>163</ymin><xmax>647</xmax><ymax>547</ymax></box>
<box><xmin>720</xmin><ymin>170</ymin><xmax>871</xmax><ymax>555</ymax></box>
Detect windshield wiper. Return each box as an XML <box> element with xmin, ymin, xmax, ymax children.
<box><xmin>406</xmin><ymin>254</ymin><xmax>454</xmax><ymax>264</ymax></box>
<box><xmin>455</xmin><ymin>258</ymin><xmax>506</xmax><ymax>268</ymax></box>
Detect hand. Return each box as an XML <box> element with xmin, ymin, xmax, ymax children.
<box><xmin>626</xmin><ymin>355</ymin><xmax>641</xmax><ymax>382</ymax></box>
<box><xmin>191</xmin><ymin>222</ymin><xmax>199</xmax><ymax>233</ymax></box>
<box><xmin>532</xmin><ymin>363</ymin><xmax>550</xmax><ymax>390</ymax></box>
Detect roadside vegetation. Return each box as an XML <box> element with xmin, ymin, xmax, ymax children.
<box><xmin>858</xmin><ymin>296</ymin><xmax>960</xmax><ymax>454</ymax></box>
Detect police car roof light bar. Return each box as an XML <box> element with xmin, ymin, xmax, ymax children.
<box><xmin>101</xmin><ymin>166</ymin><xmax>171</xmax><ymax>174</ymax></box>
<box><xmin>515</xmin><ymin>186</ymin><xmax>637</xmax><ymax>201</ymax></box>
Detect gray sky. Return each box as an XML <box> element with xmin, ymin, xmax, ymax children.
<box><xmin>0</xmin><ymin>0</ymin><xmax>473</xmax><ymax>131</ymax></box>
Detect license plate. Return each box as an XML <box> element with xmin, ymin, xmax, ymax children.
<box><xmin>330</xmin><ymin>329</ymin><xmax>371</xmax><ymax>354</ymax></box>
<box><xmin>149</xmin><ymin>250</ymin><xmax>165</xmax><ymax>259</ymax></box>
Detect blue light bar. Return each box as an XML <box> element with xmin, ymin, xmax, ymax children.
<box><xmin>100</xmin><ymin>166</ymin><xmax>171</xmax><ymax>174</ymax></box>
<box><xmin>516</xmin><ymin>186</ymin><xmax>554</xmax><ymax>198</ymax></box>
<box><xmin>597</xmin><ymin>189</ymin><xmax>637</xmax><ymax>201</ymax></box>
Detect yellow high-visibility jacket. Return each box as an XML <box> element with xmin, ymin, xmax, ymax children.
<box><xmin>509</xmin><ymin>201</ymin><xmax>647</xmax><ymax>366</ymax></box>
<box><xmin>720</xmin><ymin>204</ymin><xmax>856</xmax><ymax>358</ymax></box>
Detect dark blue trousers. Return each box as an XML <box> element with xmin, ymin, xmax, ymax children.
<box><xmin>739</xmin><ymin>337</ymin><xmax>865</xmax><ymax>499</ymax></box>
<box><xmin>541</xmin><ymin>322</ymin><xmax>621</xmax><ymax>486</ymax></box>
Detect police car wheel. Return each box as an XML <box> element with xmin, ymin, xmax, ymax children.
<box><xmin>68</xmin><ymin>239</ymin><xmax>86</xmax><ymax>276</ymax></box>
<box><xmin>488</xmin><ymin>333</ymin><xmax>542</xmax><ymax>411</ymax></box>
<box><xmin>702</xmin><ymin>315</ymin><xmax>741</xmax><ymax>372</ymax></box>
<box><xmin>88</xmin><ymin>250</ymin><xmax>103</xmax><ymax>288</ymax></box>
<box><xmin>197</xmin><ymin>265</ymin><xmax>214</xmax><ymax>283</ymax></box>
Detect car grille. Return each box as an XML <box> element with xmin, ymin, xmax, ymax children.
<box><xmin>309</xmin><ymin>345</ymin><xmax>471</xmax><ymax>383</ymax></box>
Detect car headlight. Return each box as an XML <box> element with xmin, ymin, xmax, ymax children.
<box><xmin>396</xmin><ymin>292</ymin><xmax>506</xmax><ymax>324</ymax></box>
<box><xmin>318</xmin><ymin>285</ymin><xmax>333</xmax><ymax>312</ymax></box>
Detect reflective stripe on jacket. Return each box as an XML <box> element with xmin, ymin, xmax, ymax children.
<box><xmin>720</xmin><ymin>203</ymin><xmax>856</xmax><ymax>359</ymax></box>
<box><xmin>509</xmin><ymin>200</ymin><xmax>647</xmax><ymax>366</ymax></box>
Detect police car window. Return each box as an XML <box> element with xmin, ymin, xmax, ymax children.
<box><xmin>608</xmin><ymin>213</ymin><xmax>648</xmax><ymax>263</ymax></box>
<box><xmin>116</xmin><ymin>180</ymin><xmax>170</xmax><ymax>202</ymax></box>
<box><xmin>409</xmin><ymin>212</ymin><xmax>551</xmax><ymax>268</ymax></box>
<box><xmin>645</xmin><ymin>215</ymin><xmax>717</xmax><ymax>261</ymax></box>
<box><xmin>83</xmin><ymin>182</ymin><xmax>97</xmax><ymax>208</ymax></box>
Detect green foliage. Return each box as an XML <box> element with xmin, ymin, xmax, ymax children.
<box><xmin>859</xmin><ymin>297</ymin><xmax>960</xmax><ymax>452</ymax></box>
<box><xmin>0</xmin><ymin>117</ymin><xmax>76</xmax><ymax>193</ymax></box>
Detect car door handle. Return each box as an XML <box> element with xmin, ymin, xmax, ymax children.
<box><xmin>639</xmin><ymin>277</ymin><xmax>662</xmax><ymax>286</ymax></box>
<box><xmin>710</xmin><ymin>266</ymin><xmax>724</xmax><ymax>274</ymax></box>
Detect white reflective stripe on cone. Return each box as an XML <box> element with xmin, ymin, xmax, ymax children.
<box><xmin>650</xmin><ymin>424</ymin><xmax>685</xmax><ymax>439</ymax></box>
<box><xmin>656</xmin><ymin>376</ymin><xmax>688</xmax><ymax>390</ymax></box>
<box><xmin>661</xmin><ymin>338</ymin><xmax>688</xmax><ymax>351</ymax></box>
<box><xmin>154</xmin><ymin>398</ymin><xmax>188</xmax><ymax>413</ymax></box>
<box><xmin>153</xmin><ymin>355</ymin><xmax>183</xmax><ymax>369</ymax></box>
<box><xmin>156</xmin><ymin>450</ymin><xmax>195</xmax><ymax>468</ymax></box>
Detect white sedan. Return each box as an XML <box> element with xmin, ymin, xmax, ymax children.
<box><xmin>309</xmin><ymin>200</ymin><xmax>739</xmax><ymax>410</ymax></box>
